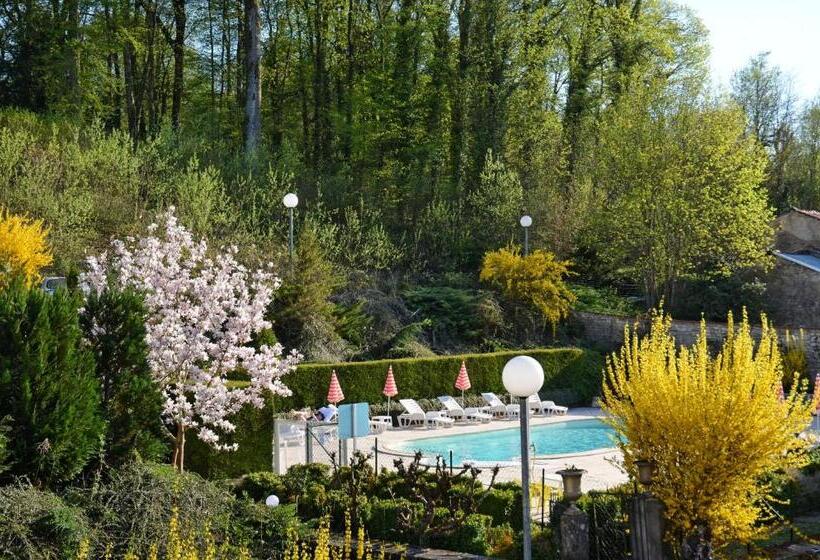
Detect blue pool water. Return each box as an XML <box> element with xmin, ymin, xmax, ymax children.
<box><xmin>395</xmin><ymin>419</ymin><xmax>616</xmax><ymax>464</ymax></box>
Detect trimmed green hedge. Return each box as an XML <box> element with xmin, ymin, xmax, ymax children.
<box><xmin>189</xmin><ymin>348</ymin><xmax>602</xmax><ymax>478</ymax></box>
<box><xmin>277</xmin><ymin>347</ymin><xmax>602</xmax><ymax>409</ymax></box>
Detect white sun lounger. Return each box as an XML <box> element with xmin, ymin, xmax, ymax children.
<box><xmin>542</xmin><ymin>400</ymin><xmax>568</xmax><ymax>415</ymax></box>
<box><xmin>481</xmin><ymin>392</ymin><xmax>521</xmax><ymax>419</ymax></box>
<box><xmin>437</xmin><ymin>396</ymin><xmax>493</xmax><ymax>423</ymax></box>
<box><xmin>399</xmin><ymin>399</ymin><xmax>454</xmax><ymax>428</ymax></box>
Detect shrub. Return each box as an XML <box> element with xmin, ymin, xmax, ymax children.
<box><xmin>0</xmin><ymin>281</ymin><xmax>103</xmax><ymax>486</ymax></box>
<box><xmin>0</xmin><ymin>483</ymin><xmax>90</xmax><ymax>559</ymax></box>
<box><xmin>83</xmin><ymin>461</ymin><xmax>236</xmax><ymax>557</ymax></box>
<box><xmin>602</xmin><ymin>310</ymin><xmax>815</xmax><ymax>550</ymax></box>
<box><xmin>478</xmin><ymin>488</ymin><xmax>523</xmax><ymax>530</ymax></box>
<box><xmin>401</xmin><ymin>287</ymin><xmax>503</xmax><ymax>348</ymax></box>
<box><xmin>233</xmin><ymin>471</ymin><xmax>286</xmax><ymax>502</ymax></box>
<box><xmin>429</xmin><ymin>513</ymin><xmax>493</xmax><ymax>555</ymax></box>
<box><xmin>230</xmin><ymin>499</ymin><xmax>297</xmax><ymax>557</ymax></box>
<box><xmin>0</xmin><ymin>208</ymin><xmax>52</xmax><ymax>287</ymax></box>
<box><xmin>480</xmin><ymin>247</ymin><xmax>576</xmax><ymax>333</ymax></box>
<box><xmin>570</xmin><ymin>283</ymin><xmax>640</xmax><ymax>317</ymax></box>
<box><xmin>79</xmin><ymin>288</ymin><xmax>168</xmax><ymax>465</ymax></box>
<box><xmin>368</xmin><ymin>498</ymin><xmax>416</xmax><ymax>541</ymax></box>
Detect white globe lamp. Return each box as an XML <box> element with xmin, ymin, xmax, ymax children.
<box><xmin>519</xmin><ymin>215</ymin><xmax>532</xmax><ymax>228</ymax></box>
<box><xmin>502</xmin><ymin>355</ymin><xmax>544</xmax><ymax>560</ymax></box>
<box><xmin>265</xmin><ymin>494</ymin><xmax>280</xmax><ymax>508</ymax></box>
<box><xmin>502</xmin><ymin>355</ymin><xmax>544</xmax><ymax>397</ymax></box>
<box><xmin>282</xmin><ymin>193</ymin><xmax>299</xmax><ymax>208</ymax></box>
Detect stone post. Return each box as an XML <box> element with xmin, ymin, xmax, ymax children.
<box><xmin>630</xmin><ymin>493</ymin><xmax>665</xmax><ymax>560</ymax></box>
<box><xmin>560</xmin><ymin>503</ymin><xmax>589</xmax><ymax>560</ymax></box>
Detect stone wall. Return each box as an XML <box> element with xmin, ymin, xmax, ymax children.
<box><xmin>767</xmin><ymin>259</ymin><xmax>820</xmax><ymax>329</ymax></box>
<box><xmin>573</xmin><ymin>311</ymin><xmax>820</xmax><ymax>372</ymax></box>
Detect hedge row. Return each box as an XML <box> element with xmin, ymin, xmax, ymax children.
<box><xmin>277</xmin><ymin>346</ymin><xmax>602</xmax><ymax>409</ymax></box>
<box><xmin>189</xmin><ymin>347</ymin><xmax>603</xmax><ymax>478</ymax></box>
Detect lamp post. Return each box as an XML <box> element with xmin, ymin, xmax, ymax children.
<box><xmin>520</xmin><ymin>215</ymin><xmax>532</xmax><ymax>256</ymax></box>
<box><xmin>282</xmin><ymin>193</ymin><xmax>299</xmax><ymax>261</ymax></box>
<box><xmin>502</xmin><ymin>356</ymin><xmax>544</xmax><ymax>560</ymax></box>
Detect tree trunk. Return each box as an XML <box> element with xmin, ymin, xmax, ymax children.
<box><xmin>172</xmin><ymin>423</ymin><xmax>186</xmax><ymax>471</ymax></box>
<box><xmin>244</xmin><ymin>0</ymin><xmax>262</xmax><ymax>153</ymax></box>
<box><xmin>450</xmin><ymin>0</ymin><xmax>471</xmax><ymax>196</ymax></box>
<box><xmin>171</xmin><ymin>0</ymin><xmax>186</xmax><ymax>130</ymax></box>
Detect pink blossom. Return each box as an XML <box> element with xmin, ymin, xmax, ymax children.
<box><xmin>83</xmin><ymin>208</ymin><xmax>301</xmax><ymax>452</ymax></box>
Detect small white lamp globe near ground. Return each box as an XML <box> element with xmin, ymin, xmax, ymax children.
<box><xmin>265</xmin><ymin>494</ymin><xmax>280</xmax><ymax>508</ymax></box>
<box><xmin>282</xmin><ymin>193</ymin><xmax>299</xmax><ymax>261</ymax></box>
<box><xmin>502</xmin><ymin>355</ymin><xmax>544</xmax><ymax>560</ymax></box>
<box><xmin>519</xmin><ymin>215</ymin><xmax>532</xmax><ymax>255</ymax></box>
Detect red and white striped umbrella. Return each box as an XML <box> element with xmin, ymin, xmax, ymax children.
<box><xmin>383</xmin><ymin>365</ymin><xmax>398</xmax><ymax>413</ymax></box>
<box><xmin>455</xmin><ymin>360</ymin><xmax>471</xmax><ymax>404</ymax></box>
<box><xmin>327</xmin><ymin>370</ymin><xmax>345</xmax><ymax>405</ymax></box>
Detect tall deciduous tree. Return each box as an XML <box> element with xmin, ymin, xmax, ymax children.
<box><xmin>83</xmin><ymin>209</ymin><xmax>301</xmax><ymax>471</ymax></box>
<box><xmin>592</xmin><ymin>84</ymin><xmax>772</xmax><ymax>308</ymax></box>
<box><xmin>244</xmin><ymin>0</ymin><xmax>262</xmax><ymax>153</ymax></box>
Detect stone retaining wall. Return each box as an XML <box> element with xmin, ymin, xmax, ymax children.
<box><xmin>573</xmin><ymin>311</ymin><xmax>820</xmax><ymax>372</ymax></box>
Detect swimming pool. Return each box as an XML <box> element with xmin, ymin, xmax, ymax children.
<box><xmin>394</xmin><ymin>419</ymin><xmax>616</xmax><ymax>464</ymax></box>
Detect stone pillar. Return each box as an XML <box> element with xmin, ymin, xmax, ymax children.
<box><xmin>560</xmin><ymin>503</ymin><xmax>589</xmax><ymax>560</ymax></box>
<box><xmin>630</xmin><ymin>493</ymin><xmax>665</xmax><ymax>560</ymax></box>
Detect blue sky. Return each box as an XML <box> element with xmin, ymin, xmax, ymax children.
<box><xmin>680</xmin><ymin>0</ymin><xmax>820</xmax><ymax>101</ymax></box>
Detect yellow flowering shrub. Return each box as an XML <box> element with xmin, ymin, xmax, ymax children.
<box><xmin>602</xmin><ymin>310</ymin><xmax>815</xmax><ymax>547</ymax></box>
<box><xmin>0</xmin><ymin>208</ymin><xmax>52</xmax><ymax>287</ymax></box>
<box><xmin>479</xmin><ymin>247</ymin><xmax>575</xmax><ymax>332</ymax></box>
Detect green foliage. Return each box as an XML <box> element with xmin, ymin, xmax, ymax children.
<box><xmin>270</xmin><ymin>226</ymin><xmax>346</xmax><ymax>362</ymax></box>
<box><xmin>230</xmin><ymin>499</ymin><xmax>298</xmax><ymax>558</ymax></box>
<box><xmin>428</xmin><ymin>513</ymin><xmax>493</xmax><ymax>556</ymax></box>
<box><xmin>0</xmin><ymin>417</ymin><xmax>10</xmax><ymax>475</ymax></box>
<box><xmin>233</xmin><ymin>472</ymin><xmax>286</xmax><ymax>502</ymax></box>
<box><xmin>402</xmin><ymin>287</ymin><xmax>503</xmax><ymax>349</ymax></box>
<box><xmin>466</xmin><ymin>152</ymin><xmax>524</xmax><ymax>262</ymax></box>
<box><xmin>570</xmin><ymin>284</ymin><xmax>641</xmax><ymax>317</ymax></box>
<box><xmin>0</xmin><ymin>281</ymin><xmax>103</xmax><ymax>486</ymax></box>
<box><xmin>82</xmin><ymin>461</ymin><xmax>236</xmax><ymax>557</ymax></box>
<box><xmin>79</xmin><ymin>288</ymin><xmax>168</xmax><ymax>465</ymax></box>
<box><xmin>591</xmin><ymin>83</ymin><xmax>773</xmax><ymax>309</ymax></box>
<box><xmin>0</xmin><ymin>483</ymin><xmax>90</xmax><ymax>560</ymax></box>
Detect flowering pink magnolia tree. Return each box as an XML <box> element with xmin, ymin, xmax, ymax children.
<box><xmin>83</xmin><ymin>209</ymin><xmax>300</xmax><ymax>470</ymax></box>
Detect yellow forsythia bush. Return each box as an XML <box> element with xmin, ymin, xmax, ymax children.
<box><xmin>480</xmin><ymin>247</ymin><xmax>575</xmax><ymax>332</ymax></box>
<box><xmin>0</xmin><ymin>208</ymin><xmax>52</xmax><ymax>287</ymax></box>
<box><xmin>602</xmin><ymin>310</ymin><xmax>815</xmax><ymax>547</ymax></box>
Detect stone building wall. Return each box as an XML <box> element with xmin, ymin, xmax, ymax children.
<box><xmin>573</xmin><ymin>310</ymin><xmax>820</xmax><ymax>372</ymax></box>
<box><xmin>767</xmin><ymin>259</ymin><xmax>820</xmax><ymax>329</ymax></box>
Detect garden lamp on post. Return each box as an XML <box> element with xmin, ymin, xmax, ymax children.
<box><xmin>282</xmin><ymin>193</ymin><xmax>299</xmax><ymax>263</ymax></box>
<box><xmin>520</xmin><ymin>215</ymin><xmax>532</xmax><ymax>256</ymax></box>
<box><xmin>502</xmin><ymin>356</ymin><xmax>544</xmax><ymax>560</ymax></box>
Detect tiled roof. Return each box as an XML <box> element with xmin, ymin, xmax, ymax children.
<box><xmin>792</xmin><ymin>208</ymin><xmax>820</xmax><ymax>221</ymax></box>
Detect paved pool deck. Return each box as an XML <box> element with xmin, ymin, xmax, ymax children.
<box><xmin>351</xmin><ymin>408</ymin><xmax>628</xmax><ymax>492</ymax></box>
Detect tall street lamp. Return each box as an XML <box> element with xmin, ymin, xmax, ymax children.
<box><xmin>502</xmin><ymin>355</ymin><xmax>544</xmax><ymax>560</ymax></box>
<box><xmin>282</xmin><ymin>193</ymin><xmax>299</xmax><ymax>261</ymax></box>
<box><xmin>520</xmin><ymin>215</ymin><xmax>532</xmax><ymax>256</ymax></box>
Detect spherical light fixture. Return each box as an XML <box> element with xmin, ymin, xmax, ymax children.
<box><xmin>520</xmin><ymin>215</ymin><xmax>532</xmax><ymax>228</ymax></box>
<box><xmin>502</xmin><ymin>356</ymin><xmax>544</xmax><ymax>398</ymax></box>
<box><xmin>265</xmin><ymin>494</ymin><xmax>280</xmax><ymax>508</ymax></box>
<box><xmin>282</xmin><ymin>193</ymin><xmax>299</xmax><ymax>208</ymax></box>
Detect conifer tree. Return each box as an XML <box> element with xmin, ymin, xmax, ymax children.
<box><xmin>0</xmin><ymin>280</ymin><xmax>103</xmax><ymax>486</ymax></box>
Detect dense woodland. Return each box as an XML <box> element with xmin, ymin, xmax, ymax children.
<box><xmin>2</xmin><ymin>0</ymin><xmax>820</xmax><ymax>359</ymax></box>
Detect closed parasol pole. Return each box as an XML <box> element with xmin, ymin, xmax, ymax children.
<box><xmin>455</xmin><ymin>360</ymin><xmax>471</xmax><ymax>405</ymax></box>
<box><xmin>383</xmin><ymin>364</ymin><xmax>398</xmax><ymax>414</ymax></box>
